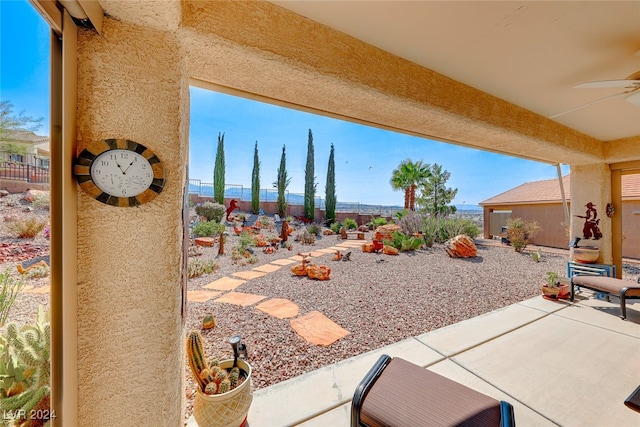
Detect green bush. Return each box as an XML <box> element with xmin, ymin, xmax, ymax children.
<box><xmin>330</xmin><ymin>221</ymin><xmax>342</xmax><ymax>234</ymax></box>
<box><xmin>192</xmin><ymin>221</ymin><xmax>225</xmax><ymax>237</ymax></box>
<box><xmin>307</xmin><ymin>223</ymin><xmax>321</xmax><ymax>236</ymax></box>
<box><xmin>383</xmin><ymin>231</ymin><xmax>424</xmax><ymax>252</ymax></box>
<box><xmin>371</xmin><ymin>217</ymin><xmax>387</xmax><ymax>228</ymax></box>
<box><xmin>195</xmin><ymin>201</ymin><xmax>226</xmax><ymax>223</ymax></box>
<box><xmin>342</xmin><ymin>218</ymin><xmax>357</xmax><ymax>230</ymax></box>
<box><xmin>436</xmin><ymin>218</ymin><xmax>480</xmax><ymax>243</ymax></box>
<box><xmin>420</xmin><ymin>216</ymin><xmax>439</xmax><ymax>248</ymax></box>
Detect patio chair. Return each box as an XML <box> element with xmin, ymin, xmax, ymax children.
<box><xmin>351</xmin><ymin>355</ymin><xmax>515</xmax><ymax>427</ymax></box>
<box><xmin>570</xmin><ymin>275</ymin><xmax>640</xmax><ymax>320</ymax></box>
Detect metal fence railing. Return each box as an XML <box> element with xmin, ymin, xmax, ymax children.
<box><xmin>188</xmin><ymin>179</ymin><xmax>404</xmax><ymax>217</ymax></box>
<box><xmin>0</xmin><ymin>162</ymin><xmax>50</xmax><ymax>183</ymax></box>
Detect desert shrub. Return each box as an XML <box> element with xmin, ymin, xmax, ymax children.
<box><xmin>307</xmin><ymin>223</ymin><xmax>321</xmax><ymax>236</ymax></box>
<box><xmin>330</xmin><ymin>221</ymin><xmax>342</xmax><ymax>234</ymax></box>
<box><xmin>370</xmin><ymin>217</ymin><xmax>387</xmax><ymax>228</ymax></box>
<box><xmin>397</xmin><ymin>211</ymin><xmax>422</xmax><ymax>235</ymax></box>
<box><xmin>420</xmin><ymin>216</ymin><xmax>439</xmax><ymax>248</ymax></box>
<box><xmin>7</xmin><ymin>218</ymin><xmax>47</xmax><ymax>238</ymax></box>
<box><xmin>195</xmin><ymin>202</ymin><xmax>225</xmax><ymax>223</ymax></box>
<box><xmin>342</xmin><ymin>218</ymin><xmax>357</xmax><ymax>230</ymax></box>
<box><xmin>505</xmin><ymin>217</ymin><xmax>541</xmax><ymax>253</ymax></box>
<box><xmin>25</xmin><ymin>264</ymin><xmax>50</xmax><ymax>279</ymax></box>
<box><xmin>31</xmin><ymin>193</ymin><xmax>50</xmax><ymax>209</ymax></box>
<box><xmin>383</xmin><ymin>231</ymin><xmax>424</xmax><ymax>252</ymax></box>
<box><xmin>192</xmin><ymin>221</ymin><xmax>225</xmax><ymax>237</ymax></box>
<box><xmin>188</xmin><ymin>259</ymin><xmax>218</xmax><ymax>278</ymax></box>
<box><xmin>237</xmin><ymin>231</ymin><xmax>255</xmax><ymax>252</ymax></box>
<box><xmin>0</xmin><ymin>271</ymin><xmax>24</xmax><ymax>326</ymax></box>
<box><xmin>259</xmin><ymin>216</ymin><xmax>274</xmax><ymax>232</ymax></box>
<box><xmin>436</xmin><ymin>218</ymin><xmax>481</xmax><ymax>243</ymax></box>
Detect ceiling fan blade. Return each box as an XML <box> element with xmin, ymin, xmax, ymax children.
<box><xmin>550</xmin><ymin>89</ymin><xmax>633</xmax><ymax>119</ymax></box>
<box><xmin>575</xmin><ymin>80</ymin><xmax>640</xmax><ymax>89</ymax></box>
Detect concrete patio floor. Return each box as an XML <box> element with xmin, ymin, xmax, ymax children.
<box><xmin>188</xmin><ymin>289</ymin><xmax>640</xmax><ymax>426</ymax></box>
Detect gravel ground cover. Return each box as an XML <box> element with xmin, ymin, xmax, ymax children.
<box><xmin>2</xmin><ymin>191</ymin><xmax>639</xmax><ymax>422</ymax></box>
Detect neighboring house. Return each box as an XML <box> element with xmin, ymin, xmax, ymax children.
<box><xmin>480</xmin><ymin>174</ymin><xmax>640</xmax><ymax>259</ymax></box>
<box><xmin>0</xmin><ymin>130</ymin><xmax>50</xmax><ymax>192</ymax></box>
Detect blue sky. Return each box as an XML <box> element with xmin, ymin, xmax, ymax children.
<box><xmin>2</xmin><ymin>0</ymin><xmax>570</xmax><ymax>207</ymax></box>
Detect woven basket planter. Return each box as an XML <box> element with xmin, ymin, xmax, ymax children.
<box><xmin>193</xmin><ymin>359</ymin><xmax>253</xmax><ymax>427</ymax></box>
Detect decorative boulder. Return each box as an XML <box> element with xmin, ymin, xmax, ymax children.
<box><xmin>374</xmin><ymin>224</ymin><xmax>402</xmax><ymax>242</ymax></box>
<box><xmin>307</xmin><ymin>265</ymin><xmax>331</xmax><ymax>280</ymax></box>
<box><xmin>382</xmin><ymin>245</ymin><xmax>399</xmax><ymax>255</ymax></box>
<box><xmin>445</xmin><ymin>234</ymin><xmax>478</xmax><ymax>258</ymax></box>
<box><xmin>194</xmin><ymin>237</ymin><xmax>215</xmax><ymax>247</ymax></box>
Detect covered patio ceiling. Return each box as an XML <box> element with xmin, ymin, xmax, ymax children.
<box><xmin>93</xmin><ymin>1</ymin><xmax>640</xmax><ymax>166</ymax></box>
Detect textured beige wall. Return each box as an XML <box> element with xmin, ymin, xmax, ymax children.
<box><xmin>76</xmin><ymin>18</ymin><xmax>188</xmax><ymax>425</ymax></box>
<box><xmin>570</xmin><ymin>165</ymin><xmax>612</xmax><ymax>264</ymax></box>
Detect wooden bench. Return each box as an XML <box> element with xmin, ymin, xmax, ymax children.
<box><xmin>340</xmin><ymin>227</ymin><xmax>365</xmax><ymax>240</ymax></box>
<box><xmin>571</xmin><ymin>275</ymin><xmax>640</xmax><ymax>319</ymax></box>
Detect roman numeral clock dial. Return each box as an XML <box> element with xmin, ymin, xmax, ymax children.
<box><xmin>73</xmin><ymin>139</ymin><xmax>166</xmax><ymax>207</ymax></box>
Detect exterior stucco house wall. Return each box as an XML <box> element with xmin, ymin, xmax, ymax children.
<box><xmin>481</xmin><ymin>174</ymin><xmax>640</xmax><ymax>259</ymax></box>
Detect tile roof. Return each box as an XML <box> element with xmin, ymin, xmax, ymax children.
<box><xmin>480</xmin><ymin>174</ymin><xmax>639</xmax><ymax>205</ymax></box>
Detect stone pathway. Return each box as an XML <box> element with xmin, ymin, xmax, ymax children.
<box><xmin>187</xmin><ymin>239</ymin><xmax>368</xmax><ymax>346</ymax></box>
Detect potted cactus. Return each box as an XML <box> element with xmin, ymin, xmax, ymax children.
<box><xmin>187</xmin><ymin>331</ymin><xmax>252</xmax><ymax>427</ymax></box>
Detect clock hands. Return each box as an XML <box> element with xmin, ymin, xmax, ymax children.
<box><xmin>122</xmin><ymin>159</ymin><xmax>136</xmax><ymax>174</ymax></box>
<box><xmin>115</xmin><ymin>159</ymin><xmax>136</xmax><ymax>175</ymax></box>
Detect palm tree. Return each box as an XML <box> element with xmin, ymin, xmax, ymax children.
<box><xmin>389</xmin><ymin>159</ymin><xmax>431</xmax><ymax>211</ymax></box>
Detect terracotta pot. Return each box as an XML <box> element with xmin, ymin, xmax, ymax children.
<box><xmin>571</xmin><ymin>246</ymin><xmax>599</xmax><ymax>264</ymax></box>
<box><xmin>542</xmin><ymin>285</ymin><xmax>561</xmax><ymax>298</ymax></box>
<box><xmin>193</xmin><ymin>359</ymin><xmax>253</xmax><ymax>427</ymax></box>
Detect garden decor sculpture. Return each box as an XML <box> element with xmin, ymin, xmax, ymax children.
<box><xmin>226</xmin><ymin>199</ymin><xmax>239</xmax><ymax>221</ymax></box>
<box><xmin>576</xmin><ymin>202</ymin><xmax>602</xmax><ymax>240</ymax></box>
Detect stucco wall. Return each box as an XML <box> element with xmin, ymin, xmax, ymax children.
<box><xmin>570</xmin><ymin>164</ymin><xmax>612</xmax><ymax>264</ymax></box>
<box><xmin>76</xmin><ymin>18</ymin><xmax>188</xmax><ymax>425</ymax></box>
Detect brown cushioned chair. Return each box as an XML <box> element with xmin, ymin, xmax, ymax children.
<box><xmin>351</xmin><ymin>355</ymin><xmax>515</xmax><ymax>427</ymax></box>
<box><xmin>571</xmin><ymin>275</ymin><xmax>640</xmax><ymax>320</ymax></box>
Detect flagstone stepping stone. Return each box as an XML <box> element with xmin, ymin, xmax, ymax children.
<box><xmin>308</xmin><ymin>251</ymin><xmax>325</xmax><ymax>257</ymax></box>
<box><xmin>256</xmin><ymin>298</ymin><xmax>299</xmax><ymax>319</ymax></box>
<box><xmin>203</xmin><ymin>277</ymin><xmax>246</xmax><ymax>291</ymax></box>
<box><xmin>316</xmin><ymin>248</ymin><xmax>337</xmax><ymax>254</ymax></box>
<box><xmin>232</xmin><ymin>270</ymin><xmax>268</xmax><ymax>280</ymax></box>
<box><xmin>24</xmin><ymin>285</ymin><xmax>50</xmax><ymax>294</ymax></box>
<box><xmin>270</xmin><ymin>258</ymin><xmax>297</xmax><ymax>266</ymax></box>
<box><xmin>214</xmin><ymin>292</ymin><xmax>266</xmax><ymax>307</ymax></box>
<box><xmin>187</xmin><ymin>290</ymin><xmax>221</xmax><ymax>302</ymax></box>
<box><xmin>290</xmin><ymin>311</ymin><xmax>350</xmax><ymax>346</ymax></box>
<box><xmin>252</xmin><ymin>264</ymin><xmax>282</xmax><ymax>273</ymax></box>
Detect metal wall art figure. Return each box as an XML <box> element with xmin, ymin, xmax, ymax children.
<box><xmin>576</xmin><ymin>202</ymin><xmax>602</xmax><ymax>240</ymax></box>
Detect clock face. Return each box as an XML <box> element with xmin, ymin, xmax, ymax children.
<box><xmin>74</xmin><ymin>139</ymin><xmax>166</xmax><ymax>207</ymax></box>
<box><xmin>91</xmin><ymin>149</ymin><xmax>154</xmax><ymax>198</ymax></box>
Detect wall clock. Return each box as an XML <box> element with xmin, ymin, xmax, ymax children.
<box><xmin>73</xmin><ymin>138</ymin><xmax>166</xmax><ymax>207</ymax></box>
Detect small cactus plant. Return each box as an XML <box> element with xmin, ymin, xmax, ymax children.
<box><xmin>185</xmin><ymin>330</ymin><xmax>249</xmax><ymax>395</ymax></box>
<box><xmin>201</xmin><ymin>314</ymin><xmax>216</xmax><ymax>330</ymax></box>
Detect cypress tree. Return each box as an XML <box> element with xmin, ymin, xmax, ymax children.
<box><xmin>251</xmin><ymin>141</ymin><xmax>260</xmax><ymax>214</ymax></box>
<box><xmin>325</xmin><ymin>143</ymin><xmax>336</xmax><ymax>225</ymax></box>
<box><xmin>304</xmin><ymin>129</ymin><xmax>316</xmax><ymax>221</ymax></box>
<box><xmin>273</xmin><ymin>145</ymin><xmax>291</xmax><ymax>217</ymax></box>
<box><xmin>213</xmin><ymin>132</ymin><xmax>225</xmax><ymax>205</ymax></box>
